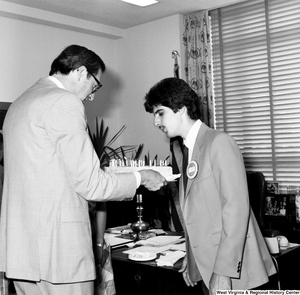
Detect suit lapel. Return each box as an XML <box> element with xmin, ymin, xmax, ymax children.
<box><xmin>173</xmin><ymin>124</ymin><xmax>210</xmax><ymax>201</ymax></box>
<box><xmin>184</xmin><ymin>124</ymin><xmax>208</xmax><ymax>197</ymax></box>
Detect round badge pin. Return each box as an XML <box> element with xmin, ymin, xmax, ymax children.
<box><xmin>187</xmin><ymin>160</ymin><xmax>198</xmax><ymax>179</ymax></box>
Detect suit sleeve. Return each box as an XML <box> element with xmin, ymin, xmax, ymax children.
<box><xmin>44</xmin><ymin>93</ymin><xmax>137</xmax><ymax>201</ymax></box>
<box><xmin>210</xmin><ymin>133</ymin><xmax>250</xmax><ymax>278</ymax></box>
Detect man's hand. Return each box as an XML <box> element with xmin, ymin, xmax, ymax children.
<box><xmin>178</xmin><ymin>256</ymin><xmax>197</xmax><ymax>287</ymax></box>
<box><xmin>95</xmin><ymin>241</ymin><xmax>105</xmax><ymax>267</ymax></box>
<box><xmin>209</xmin><ymin>273</ymin><xmax>231</xmax><ymax>295</ymax></box>
<box><xmin>139</xmin><ymin>170</ymin><xmax>167</xmax><ymax>191</ymax></box>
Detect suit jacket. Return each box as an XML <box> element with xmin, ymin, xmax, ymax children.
<box><xmin>0</xmin><ymin>78</ymin><xmax>137</xmax><ymax>283</ymax></box>
<box><xmin>172</xmin><ymin>123</ymin><xmax>276</xmax><ymax>290</ymax></box>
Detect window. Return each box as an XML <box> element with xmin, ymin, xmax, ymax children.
<box><xmin>210</xmin><ymin>0</ymin><xmax>300</xmax><ymax>190</ymax></box>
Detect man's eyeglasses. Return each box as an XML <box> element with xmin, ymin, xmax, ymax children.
<box><xmin>89</xmin><ymin>72</ymin><xmax>102</xmax><ymax>94</ymax></box>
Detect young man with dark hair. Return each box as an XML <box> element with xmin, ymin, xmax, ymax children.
<box><xmin>144</xmin><ymin>77</ymin><xmax>276</xmax><ymax>293</ymax></box>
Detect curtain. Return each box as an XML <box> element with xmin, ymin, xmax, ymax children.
<box><xmin>183</xmin><ymin>11</ymin><xmax>215</xmax><ymax>128</ymax></box>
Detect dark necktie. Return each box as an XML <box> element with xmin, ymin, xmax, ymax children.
<box><xmin>182</xmin><ymin>145</ymin><xmax>189</xmax><ymax>193</ymax></box>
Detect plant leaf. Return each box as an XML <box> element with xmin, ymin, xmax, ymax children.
<box><xmin>88</xmin><ymin>118</ymin><xmax>143</xmax><ymax>167</ymax></box>
<box><xmin>106</xmin><ymin>125</ymin><xmax>126</xmax><ymax>147</ymax></box>
<box><xmin>134</xmin><ymin>144</ymin><xmax>144</xmax><ymax>160</ymax></box>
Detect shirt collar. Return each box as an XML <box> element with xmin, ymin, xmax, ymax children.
<box><xmin>48</xmin><ymin>76</ymin><xmax>65</xmax><ymax>89</ymax></box>
<box><xmin>184</xmin><ymin>119</ymin><xmax>202</xmax><ymax>150</ymax></box>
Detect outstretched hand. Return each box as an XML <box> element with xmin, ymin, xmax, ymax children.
<box><xmin>139</xmin><ymin>169</ymin><xmax>167</xmax><ymax>191</ymax></box>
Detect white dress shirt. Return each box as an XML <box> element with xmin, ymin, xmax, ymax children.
<box><xmin>184</xmin><ymin>119</ymin><xmax>202</xmax><ymax>162</ymax></box>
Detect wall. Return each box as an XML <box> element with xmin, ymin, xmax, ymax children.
<box><xmin>85</xmin><ymin>15</ymin><xmax>184</xmax><ymax>161</ymax></box>
<box><xmin>0</xmin><ymin>12</ymin><xmax>184</xmax><ymax>161</ymax></box>
<box><xmin>116</xmin><ymin>14</ymin><xmax>184</xmax><ymax>161</ymax></box>
<box><xmin>0</xmin><ymin>14</ymin><xmax>122</xmax><ymax>131</ymax></box>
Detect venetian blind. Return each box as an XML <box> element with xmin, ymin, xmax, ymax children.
<box><xmin>210</xmin><ymin>0</ymin><xmax>300</xmax><ymax>189</ymax></box>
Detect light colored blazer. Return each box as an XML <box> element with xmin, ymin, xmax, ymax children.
<box><xmin>0</xmin><ymin>78</ymin><xmax>137</xmax><ymax>283</ymax></box>
<box><xmin>173</xmin><ymin>123</ymin><xmax>276</xmax><ymax>290</ymax></box>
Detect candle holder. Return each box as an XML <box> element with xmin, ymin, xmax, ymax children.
<box><xmin>131</xmin><ymin>194</ymin><xmax>149</xmax><ymax>237</ymax></box>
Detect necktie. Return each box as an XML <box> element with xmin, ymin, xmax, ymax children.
<box><xmin>182</xmin><ymin>145</ymin><xmax>189</xmax><ymax>193</ymax></box>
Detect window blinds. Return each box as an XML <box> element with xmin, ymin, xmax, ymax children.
<box><xmin>210</xmin><ymin>0</ymin><xmax>300</xmax><ymax>189</ymax></box>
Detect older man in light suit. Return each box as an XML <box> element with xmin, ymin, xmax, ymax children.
<box><xmin>144</xmin><ymin>78</ymin><xmax>276</xmax><ymax>294</ymax></box>
<box><xmin>0</xmin><ymin>45</ymin><xmax>166</xmax><ymax>295</ymax></box>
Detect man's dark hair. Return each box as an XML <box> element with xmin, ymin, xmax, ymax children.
<box><xmin>144</xmin><ymin>77</ymin><xmax>201</xmax><ymax>120</ymax></box>
<box><xmin>49</xmin><ymin>44</ymin><xmax>106</xmax><ymax>76</ymax></box>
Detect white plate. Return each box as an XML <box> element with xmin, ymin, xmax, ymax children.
<box><xmin>166</xmin><ymin>174</ymin><xmax>181</xmax><ymax>182</ymax></box>
<box><xmin>128</xmin><ymin>252</ymin><xmax>157</xmax><ymax>261</ymax></box>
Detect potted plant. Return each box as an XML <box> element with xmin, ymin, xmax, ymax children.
<box><xmin>88</xmin><ymin>118</ymin><xmax>143</xmax><ymax>167</ymax></box>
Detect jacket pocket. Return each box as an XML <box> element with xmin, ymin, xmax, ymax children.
<box><xmin>60</xmin><ymin>207</ymin><xmax>89</xmax><ymax>223</ymax></box>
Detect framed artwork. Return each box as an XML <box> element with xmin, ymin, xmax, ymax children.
<box><xmin>266</xmin><ymin>181</ymin><xmax>279</xmax><ymax>195</ymax></box>
<box><xmin>265</xmin><ymin>195</ymin><xmax>286</xmax><ymax>216</ymax></box>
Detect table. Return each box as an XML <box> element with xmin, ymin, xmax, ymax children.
<box><xmin>267</xmin><ymin>245</ymin><xmax>300</xmax><ymax>290</ymax></box>
<box><xmin>111</xmin><ymin>239</ymin><xmax>300</xmax><ymax>293</ymax></box>
<box><xmin>111</xmin><ymin>245</ymin><xmax>204</xmax><ymax>295</ymax></box>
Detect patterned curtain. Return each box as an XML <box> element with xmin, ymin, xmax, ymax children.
<box><xmin>183</xmin><ymin>11</ymin><xmax>215</xmax><ymax>128</ymax></box>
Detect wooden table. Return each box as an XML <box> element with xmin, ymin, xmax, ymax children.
<box><xmin>266</xmin><ymin>245</ymin><xmax>300</xmax><ymax>290</ymax></box>
<box><xmin>111</xmin><ymin>238</ymin><xmax>300</xmax><ymax>293</ymax></box>
<box><xmin>111</xmin><ymin>244</ymin><xmax>204</xmax><ymax>295</ymax></box>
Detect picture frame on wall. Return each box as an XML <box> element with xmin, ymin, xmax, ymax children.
<box><xmin>265</xmin><ymin>194</ymin><xmax>286</xmax><ymax>216</ymax></box>
<box><xmin>266</xmin><ymin>181</ymin><xmax>279</xmax><ymax>195</ymax></box>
